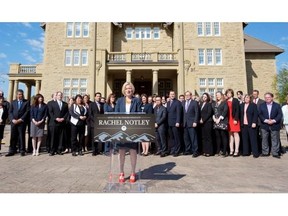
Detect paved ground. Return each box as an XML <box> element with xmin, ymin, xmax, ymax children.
<box><xmin>0</xmin><ymin>126</ymin><xmax>287</xmax><ymax>193</ymax></box>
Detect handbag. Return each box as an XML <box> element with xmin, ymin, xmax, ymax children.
<box><xmin>213</xmin><ymin>121</ymin><xmax>227</xmax><ymax>130</ymax></box>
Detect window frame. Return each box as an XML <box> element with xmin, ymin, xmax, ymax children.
<box><xmin>82</xmin><ymin>22</ymin><xmax>89</xmax><ymax>37</ymax></box>
<box><xmin>198</xmin><ymin>49</ymin><xmax>205</xmax><ymax>65</ymax></box>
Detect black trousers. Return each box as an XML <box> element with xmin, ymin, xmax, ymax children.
<box><xmin>241</xmin><ymin>125</ymin><xmax>259</xmax><ymax>156</ymax></box>
<box><xmin>155</xmin><ymin>125</ymin><xmax>167</xmax><ymax>153</ymax></box>
<box><xmin>201</xmin><ymin>121</ymin><xmax>213</xmax><ymax>155</ymax></box>
<box><xmin>9</xmin><ymin>123</ymin><xmax>27</xmax><ymax>154</ymax></box>
<box><xmin>168</xmin><ymin>126</ymin><xmax>181</xmax><ymax>154</ymax></box>
<box><xmin>71</xmin><ymin>124</ymin><xmax>85</xmax><ymax>153</ymax></box>
<box><xmin>214</xmin><ymin>129</ymin><xmax>228</xmax><ymax>155</ymax></box>
<box><xmin>184</xmin><ymin>126</ymin><xmax>198</xmax><ymax>154</ymax></box>
<box><xmin>49</xmin><ymin>125</ymin><xmax>66</xmax><ymax>153</ymax></box>
<box><xmin>90</xmin><ymin>127</ymin><xmax>100</xmax><ymax>153</ymax></box>
<box><xmin>0</xmin><ymin>125</ymin><xmax>4</xmax><ymax>150</ymax></box>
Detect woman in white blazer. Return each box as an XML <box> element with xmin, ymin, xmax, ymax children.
<box><xmin>282</xmin><ymin>95</ymin><xmax>288</xmax><ymax>141</ymax></box>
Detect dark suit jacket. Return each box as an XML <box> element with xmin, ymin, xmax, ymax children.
<box><xmin>0</xmin><ymin>105</ymin><xmax>9</xmax><ymax>125</ymax></box>
<box><xmin>212</xmin><ymin>101</ymin><xmax>228</xmax><ymax>125</ymax></box>
<box><xmin>115</xmin><ymin>96</ymin><xmax>140</xmax><ymax>113</ymax></box>
<box><xmin>258</xmin><ymin>101</ymin><xmax>283</xmax><ymax>131</ymax></box>
<box><xmin>104</xmin><ymin>103</ymin><xmax>115</xmax><ymax>113</ymax></box>
<box><xmin>9</xmin><ymin>99</ymin><xmax>30</xmax><ymax>124</ymax></box>
<box><xmin>240</xmin><ymin>102</ymin><xmax>258</xmax><ymax>127</ymax></box>
<box><xmin>89</xmin><ymin>101</ymin><xmax>104</xmax><ymax>127</ymax></box>
<box><xmin>48</xmin><ymin>100</ymin><xmax>69</xmax><ymax>126</ymax></box>
<box><xmin>166</xmin><ymin>99</ymin><xmax>182</xmax><ymax>127</ymax></box>
<box><xmin>30</xmin><ymin>103</ymin><xmax>48</xmax><ymax>122</ymax></box>
<box><xmin>182</xmin><ymin>100</ymin><xmax>199</xmax><ymax>127</ymax></box>
<box><xmin>140</xmin><ymin>103</ymin><xmax>154</xmax><ymax>114</ymax></box>
<box><xmin>154</xmin><ymin>105</ymin><xmax>167</xmax><ymax>126</ymax></box>
<box><xmin>200</xmin><ymin>102</ymin><xmax>213</xmax><ymax>123</ymax></box>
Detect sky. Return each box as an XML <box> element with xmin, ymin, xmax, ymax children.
<box><xmin>0</xmin><ymin>22</ymin><xmax>288</xmax><ymax>97</ymax></box>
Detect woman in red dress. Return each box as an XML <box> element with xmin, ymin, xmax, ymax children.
<box><xmin>225</xmin><ymin>89</ymin><xmax>241</xmax><ymax>157</ymax></box>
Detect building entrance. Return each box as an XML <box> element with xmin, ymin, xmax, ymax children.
<box><xmin>134</xmin><ymin>81</ymin><xmax>152</xmax><ymax>96</ymax></box>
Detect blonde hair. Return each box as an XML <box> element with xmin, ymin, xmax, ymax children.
<box><xmin>121</xmin><ymin>82</ymin><xmax>135</xmax><ymax>96</ymax></box>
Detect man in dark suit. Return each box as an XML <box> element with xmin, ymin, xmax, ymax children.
<box><xmin>48</xmin><ymin>91</ymin><xmax>68</xmax><ymax>156</ymax></box>
<box><xmin>6</xmin><ymin>89</ymin><xmax>30</xmax><ymax>156</ymax></box>
<box><xmin>46</xmin><ymin>92</ymin><xmax>57</xmax><ymax>153</ymax></box>
<box><xmin>258</xmin><ymin>92</ymin><xmax>282</xmax><ymax>158</ymax></box>
<box><xmin>182</xmin><ymin>91</ymin><xmax>199</xmax><ymax>157</ymax></box>
<box><xmin>154</xmin><ymin>96</ymin><xmax>168</xmax><ymax>157</ymax></box>
<box><xmin>252</xmin><ymin>89</ymin><xmax>265</xmax><ymax>153</ymax></box>
<box><xmin>89</xmin><ymin>92</ymin><xmax>104</xmax><ymax>156</ymax></box>
<box><xmin>166</xmin><ymin>90</ymin><xmax>182</xmax><ymax>157</ymax></box>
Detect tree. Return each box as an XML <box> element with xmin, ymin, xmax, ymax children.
<box><xmin>272</xmin><ymin>67</ymin><xmax>288</xmax><ymax>104</ymax></box>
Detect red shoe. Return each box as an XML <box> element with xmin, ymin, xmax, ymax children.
<box><xmin>119</xmin><ymin>173</ymin><xmax>125</xmax><ymax>183</ymax></box>
<box><xmin>129</xmin><ymin>173</ymin><xmax>136</xmax><ymax>183</ymax></box>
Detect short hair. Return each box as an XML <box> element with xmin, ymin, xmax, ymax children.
<box><xmin>56</xmin><ymin>91</ymin><xmax>63</xmax><ymax>96</ymax></box>
<box><xmin>264</xmin><ymin>92</ymin><xmax>274</xmax><ymax>98</ymax></box>
<box><xmin>184</xmin><ymin>91</ymin><xmax>192</xmax><ymax>96</ymax></box>
<box><xmin>179</xmin><ymin>94</ymin><xmax>185</xmax><ymax>98</ymax></box>
<box><xmin>236</xmin><ymin>91</ymin><xmax>243</xmax><ymax>95</ymax></box>
<box><xmin>121</xmin><ymin>82</ymin><xmax>135</xmax><ymax>96</ymax></box>
<box><xmin>95</xmin><ymin>92</ymin><xmax>102</xmax><ymax>97</ymax></box>
<box><xmin>253</xmin><ymin>90</ymin><xmax>259</xmax><ymax>94</ymax></box>
<box><xmin>17</xmin><ymin>89</ymin><xmax>24</xmax><ymax>95</ymax></box>
<box><xmin>243</xmin><ymin>94</ymin><xmax>251</xmax><ymax>101</ymax></box>
<box><xmin>225</xmin><ymin>88</ymin><xmax>234</xmax><ymax>97</ymax></box>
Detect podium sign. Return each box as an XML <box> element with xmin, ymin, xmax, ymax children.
<box><xmin>94</xmin><ymin>114</ymin><xmax>155</xmax><ymax>143</ymax></box>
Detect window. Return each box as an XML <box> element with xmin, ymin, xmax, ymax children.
<box><xmin>73</xmin><ymin>50</ymin><xmax>80</xmax><ymax>66</ymax></box>
<box><xmin>213</xmin><ymin>22</ymin><xmax>220</xmax><ymax>36</ymax></box>
<box><xmin>65</xmin><ymin>50</ymin><xmax>72</xmax><ymax>66</ymax></box>
<box><xmin>199</xmin><ymin>88</ymin><xmax>206</xmax><ymax>96</ymax></box>
<box><xmin>72</xmin><ymin>78</ymin><xmax>79</xmax><ymax>87</ymax></box>
<box><xmin>71</xmin><ymin>88</ymin><xmax>78</xmax><ymax>96</ymax></box>
<box><xmin>63</xmin><ymin>88</ymin><xmax>70</xmax><ymax>102</ymax></box>
<box><xmin>126</xmin><ymin>28</ymin><xmax>133</xmax><ymax>39</ymax></box>
<box><xmin>198</xmin><ymin>49</ymin><xmax>205</xmax><ymax>65</ymax></box>
<box><xmin>216</xmin><ymin>78</ymin><xmax>223</xmax><ymax>86</ymax></box>
<box><xmin>82</xmin><ymin>22</ymin><xmax>89</xmax><ymax>37</ymax></box>
<box><xmin>81</xmin><ymin>49</ymin><xmax>88</xmax><ymax>65</ymax></box>
<box><xmin>63</xmin><ymin>79</ymin><xmax>71</xmax><ymax>87</ymax></box>
<box><xmin>80</xmin><ymin>78</ymin><xmax>87</xmax><ymax>87</ymax></box>
<box><xmin>79</xmin><ymin>88</ymin><xmax>87</xmax><ymax>95</ymax></box>
<box><xmin>207</xmin><ymin>49</ymin><xmax>213</xmax><ymax>65</ymax></box>
<box><xmin>153</xmin><ymin>27</ymin><xmax>160</xmax><ymax>39</ymax></box>
<box><xmin>135</xmin><ymin>28</ymin><xmax>141</xmax><ymax>39</ymax></box>
<box><xmin>67</xmin><ymin>22</ymin><xmax>73</xmax><ymax>37</ymax></box>
<box><xmin>197</xmin><ymin>22</ymin><xmax>203</xmax><ymax>36</ymax></box>
<box><xmin>217</xmin><ymin>88</ymin><xmax>224</xmax><ymax>93</ymax></box>
<box><xmin>208</xmin><ymin>88</ymin><xmax>215</xmax><ymax>97</ymax></box>
<box><xmin>145</xmin><ymin>28</ymin><xmax>151</xmax><ymax>39</ymax></box>
<box><xmin>205</xmin><ymin>22</ymin><xmax>212</xmax><ymax>36</ymax></box>
<box><xmin>199</xmin><ymin>78</ymin><xmax>206</xmax><ymax>87</ymax></box>
<box><xmin>208</xmin><ymin>78</ymin><xmax>215</xmax><ymax>86</ymax></box>
<box><xmin>215</xmin><ymin>49</ymin><xmax>222</xmax><ymax>65</ymax></box>
<box><xmin>75</xmin><ymin>22</ymin><xmax>81</xmax><ymax>37</ymax></box>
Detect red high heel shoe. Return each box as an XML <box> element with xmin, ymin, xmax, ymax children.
<box><xmin>129</xmin><ymin>173</ymin><xmax>136</xmax><ymax>183</ymax></box>
<box><xmin>119</xmin><ymin>173</ymin><xmax>125</xmax><ymax>183</ymax></box>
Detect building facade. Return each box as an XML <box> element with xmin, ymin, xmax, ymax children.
<box><xmin>8</xmin><ymin>22</ymin><xmax>284</xmax><ymax>102</ymax></box>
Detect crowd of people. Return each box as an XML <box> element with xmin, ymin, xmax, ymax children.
<box><xmin>0</xmin><ymin>86</ymin><xmax>288</xmax><ymax>162</ymax></box>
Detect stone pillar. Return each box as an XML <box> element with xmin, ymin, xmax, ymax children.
<box><xmin>8</xmin><ymin>80</ymin><xmax>14</xmax><ymax>102</ymax></box>
<box><xmin>152</xmin><ymin>69</ymin><xmax>159</xmax><ymax>95</ymax></box>
<box><xmin>126</xmin><ymin>69</ymin><xmax>132</xmax><ymax>83</ymax></box>
<box><xmin>25</xmin><ymin>83</ymin><xmax>31</xmax><ymax>101</ymax></box>
<box><xmin>13</xmin><ymin>80</ymin><xmax>19</xmax><ymax>100</ymax></box>
<box><xmin>35</xmin><ymin>80</ymin><xmax>41</xmax><ymax>94</ymax></box>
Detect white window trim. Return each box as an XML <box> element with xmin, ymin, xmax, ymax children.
<box><xmin>198</xmin><ymin>49</ymin><xmax>205</xmax><ymax>65</ymax></box>
<box><xmin>66</xmin><ymin>22</ymin><xmax>74</xmax><ymax>38</ymax></box>
<box><xmin>197</xmin><ymin>22</ymin><xmax>204</xmax><ymax>36</ymax></box>
<box><xmin>199</xmin><ymin>78</ymin><xmax>206</xmax><ymax>87</ymax></box>
<box><xmin>205</xmin><ymin>22</ymin><xmax>212</xmax><ymax>36</ymax></box>
<box><xmin>208</xmin><ymin>78</ymin><xmax>215</xmax><ymax>86</ymax></box>
<box><xmin>82</xmin><ymin>22</ymin><xmax>89</xmax><ymax>38</ymax></box>
<box><xmin>216</xmin><ymin>78</ymin><xmax>224</xmax><ymax>87</ymax></box>
<box><xmin>215</xmin><ymin>48</ymin><xmax>222</xmax><ymax>65</ymax></box>
<box><xmin>153</xmin><ymin>27</ymin><xmax>160</xmax><ymax>39</ymax></box>
<box><xmin>65</xmin><ymin>50</ymin><xmax>72</xmax><ymax>66</ymax></box>
<box><xmin>213</xmin><ymin>22</ymin><xmax>221</xmax><ymax>36</ymax></box>
<box><xmin>75</xmin><ymin>22</ymin><xmax>82</xmax><ymax>38</ymax></box>
<box><xmin>73</xmin><ymin>50</ymin><xmax>80</xmax><ymax>66</ymax></box>
<box><xmin>207</xmin><ymin>49</ymin><xmax>214</xmax><ymax>65</ymax></box>
<box><xmin>81</xmin><ymin>49</ymin><xmax>88</xmax><ymax>66</ymax></box>
<box><xmin>126</xmin><ymin>28</ymin><xmax>133</xmax><ymax>40</ymax></box>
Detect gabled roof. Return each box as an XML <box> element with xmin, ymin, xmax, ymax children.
<box><xmin>244</xmin><ymin>34</ymin><xmax>284</xmax><ymax>55</ymax></box>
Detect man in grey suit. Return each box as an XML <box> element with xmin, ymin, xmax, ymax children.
<box><xmin>182</xmin><ymin>91</ymin><xmax>199</xmax><ymax>157</ymax></box>
<box><xmin>154</xmin><ymin>96</ymin><xmax>168</xmax><ymax>157</ymax></box>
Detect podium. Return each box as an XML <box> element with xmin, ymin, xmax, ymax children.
<box><xmin>94</xmin><ymin>113</ymin><xmax>155</xmax><ymax>193</ymax></box>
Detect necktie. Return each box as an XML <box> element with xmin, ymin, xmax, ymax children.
<box><xmin>58</xmin><ymin>101</ymin><xmax>62</xmax><ymax>110</ymax></box>
<box><xmin>185</xmin><ymin>100</ymin><xmax>190</xmax><ymax>112</ymax></box>
<box><xmin>18</xmin><ymin>100</ymin><xmax>22</xmax><ymax>110</ymax></box>
<box><xmin>97</xmin><ymin>102</ymin><xmax>100</xmax><ymax>111</ymax></box>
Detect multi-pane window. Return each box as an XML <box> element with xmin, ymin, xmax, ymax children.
<box><xmin>198</xmin><ymin>48</ymin><xmax>222</xmax><ymax>66</ymax></box>
<box><xmin>82</xmin><ymin>22</ymin><xmax>89</xmax><ymax>37</ymax></box>
<box><xmin>126</xmin><ymin>27</ymin><xmax>159</xmax><ymax>40</ymax></box>
<box><xmin>67</xmin><ymin>23</ymin><xmax>73</xmax><ymax>37</ymax></box>
<box><xmin>197</xmin><ymin>22</ymin><xmax>221</xmax><ymax>36</ymax></box>
<box><xmin>216</xmin><ymin>78</ymin><xmax>223</xmax><ymax>86</ymax></box>
<box><xmin>217</xmin><ymin>88</ymin><xmax>224</xmax><ymax>93</ymax></box>
<box><xmin>66</xmin><ymin>22</ymin><xmax>89</xmax><ymax>38</ymax></box>
<box><xmin>197</xmin><ymin>22</ymin><xmax>203</xmax><ymax>36</ymax></box>
<box><xmin>63</xmin><ymin>78</ymin><xmax>71</xmax><ymax>87</ymax></box>
<box><xmin>65</xmin><ymin>49</ymin><xmax>88</xmax><ymax>66</ymax></box>
<box><xmin>207</xmin><ymin>49</ymin><xmax>213</xmax><ymax>65</ymax></box>
<box><xmin>63</xmin><ymin>78</ymin><xmax>88</xmax><ymax>101</ymax></box>
<box><xmin>80</xmin><ymin>78</ymin><xmax>87</xmax><ymax>88</ymax></box>
<box><xmin>153</xmin><ymin>27</ymin><xmax>160</xmax><ymax>39</ymax></box>
<box><xmin>198</xmin><ymin>49</ymin><xmax>205</xmax><ymax>65</ymax></box>
<box><xmin>208</xmin><ymin>88</ymin><xmax>215</xmax><ymax>97</ymax></box>
<box><xmin>205</xmin><ymin>22</ymin><xmax>212</xmax><ymax>36</ymax></box>
<box><xmin>126</xmin><ymin>28</ymin><xmax>133</xmax><ymax>39</ymax></box>
<box><xmin>72</xmin><ymin>78</ymin><xmax>79</xmax><ymax>87</ymax></box>
<box><xmin>215</xmin><ymin>49</ymin><xmax>222</xmax><ymax>65</ymax></box>
<box><xmin>65</xmin><ymin>50</ymin><xmax>72</xmax><ymax>66</ymax></box>
<box><xmin>213</xmin><ymin>22</ymin><xmax>220</xmax><ymax>36</ymax></box>
<box><xmin>208</xmin><ymin>78</ymin><xmax>215</xmax><ymax>86</ymax></box>
<box><xmin>199</xmin><ymin>88</ymin><xmax>206</xmax><ymax>96</ymax></box>
<box><xmin>199</xmin><ymin>78</ymin><xmax>206</xmax><ymax>87</ymax></box>
<box><xmin>63</xmin><ymin>89</ymin><xmax>70</xmax><ymax>102</ymax></box>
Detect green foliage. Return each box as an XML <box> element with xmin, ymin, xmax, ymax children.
<box><xmin>273</xmin><ymin>68</ymin><xmax>288</xmax><ymax>104</ymax></box>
